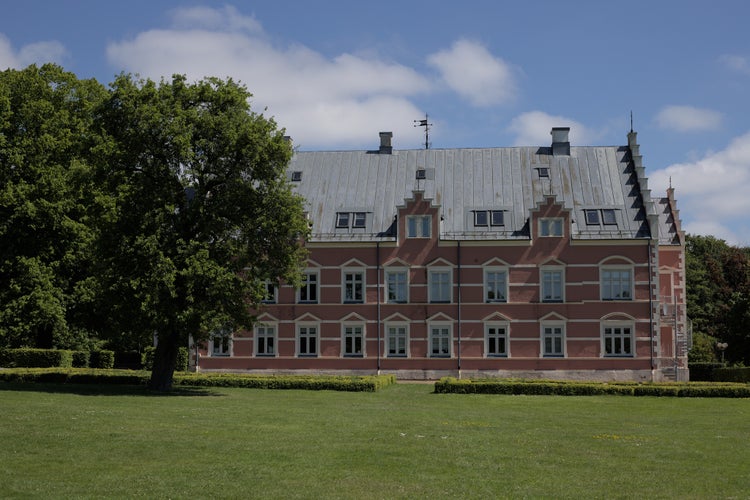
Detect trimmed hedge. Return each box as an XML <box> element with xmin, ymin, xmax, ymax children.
<box><xmin>434</xmin><ymin>377</ymin><xmax>750</xmax><ymax>398</ymax></box>
<box><xmin>90</xmin><ymin>350</ymin><xmax>115</xmax><ymax>369</ymax></box>
<box><xmin>3</xmin><ymin>348</ymin><xmax>75</xmax><ymax>368</ymax></box>
<box><xmin>713</xmin><ymin>367</ymin><xmax>750</xmax><ymax>383</ymax></box>
<box><xmin>689</xmin><ymin>362</ymin><xmax>725</xmax><ymax>381</ymax></box>
<box><xmin>141</xmin><ymin>347</ymin><xmax>189</xmax><ymax>372</ymax></box>
<box><xmin>0</xmin><ymin>368</ymin><xmax>397</xmax><ymax>392</ymax></box>
<box><xmin>72</xmin><ymin>351</ymin><xmax>90</xmax><ymax>368</ymax></box>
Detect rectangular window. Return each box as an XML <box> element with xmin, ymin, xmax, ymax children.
<box><xmin>255</xmin><ymin>326</ymin><xmax>276</xmax><ymax>356</ymax></box>
<box><xmin>262</xmin><ymin>281</ymin><xmax>277</xmax><ymax>303</ymax></box>
<box><xmin>474</xmin><ymin>211</ymin><xmax>488</xmax><ymax>226</ymax></box>
<box><xmin>343</xmin><ymin>325</ymin><xmax>364</xmax><ymax>357</ymax></box>
<box><xmin>291</xmin><ymin>171</ymin><xmax>302</xmax><ymax>182</ymax></box>
<box><xmin>299</xmin><ymin>272</ymin><xmax>318</xmax><ymax>303</ymax></box>
<box><xmin>490</xmin><ymin>210</ymin><xmax>504</xmax><ymax>226</ymax></box>
<box><xmin>602</xmin><ymin>209</ymin><xmax>617</xmax><ymax>225</ymax></box>
<box><xmin>343</xmin><ymin>271</ymin><xmax>364</xmax><ymax>303</ymax></box>
<box><xmin>604</xmin><ymin>325</ymin><xmax>633</xmax><ymax>357</ymax></box>
<box><xmin>543</xmin><ymin>325</ymin><xmax>564</xmax><ymax>357</ymax></box>
<box><xmin>429</xmin><ymin>326</ymin><xmax>451</xmax><ymax>358</ymax></box>
<box><xmin>601</xmin><ymin>269</ymin><xmax>633</xmax><ymax>300</ymax></box>
<box><xmin>541</xmin><ymin>269</ymin><xmax>563</xmax><ymax>302</ymax></box>
<box><xmin>386</xmin><ymin>270</ymin><xmax>408</xmax><ymax>303</ymax></box>
<box><xmin>336</xmin><ymin>212</ymin><xmax>350</xmax><ymax>228</ymax></box>
<box><xmin>429</xmin><ymin>270</ymin><xmax>451</xmax><ymax>303</ymax></box>
<box><xmin>298</xmin><ymin>326</ymin><xmax>318</xmax><ymax>357</ymax></box>
<box><xmin>584</xmin><ymin>209</ymin><xmax>600</xmax><ymax>225</ymax></box>
<box><xmin>538</xmin><ymin>167</ymin><xmax>549</xmax><ymax>178</ymax></box>
<box><xmin>352</xmin><ymin>212</ymin><xmax>367</xmax><ymax>228</ymax></box>
<box><xmin>406</xmin><ymin>215</ymin><xmax>431</xmax><ymax>238</ymax></box>
<box><xmin>387</xmin><ymin>325</ymin><xmax>407</xmax><ymax>357</ymax></box>
<box><xmin>485</xmin><ymin>269</ymin><xmax>508</xmax><ymax>302</ymax></box>
<box><xmin>486</xmin><ymin>324</ymin><xmax>508</xmax><ymax>357</ymax></box>
<box><xmin>211</xmin><ymin>334</ymin><xmax>231</xmax><ymax>356</ymax></box>
<box><xmin>539</xmin><ymin>218</ymin><xmax>563</xmax><ymax>237</ymax></box>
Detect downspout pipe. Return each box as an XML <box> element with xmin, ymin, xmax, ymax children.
<box><xmin>457</xmin><ymin>240</ymin><xmax>462</xmax><ymax>374</ymax></box>
<box><xmin>376</xmin><ymin>241</ymin><xmax>381</xmax><ymax>372</ymax></box>
<box><xmin>648</xmin><ymin>240</ymin><xmax>655</xmax><ymax>375</ymax></box>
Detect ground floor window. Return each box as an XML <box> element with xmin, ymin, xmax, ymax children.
<box><xmin>255</xmin><ymin>325</ymin><xmax>276</xmax><ymax>356</ymax></box>
<box><xmin>603</xmin><ymin>324</ymin><xmax>633</xmax><ymax>357</ymax></box>
<box><xmin>343</xmin><ymin>325</ymin><xmax>364</xmax><ymax>357</ymax></box>
<box><xmin>485</xmin><ymin>323</ymin><xmax>508</xmax><ymax>357</ymax></box>
<box><xmin>429</xmin><ymin>325</ymin><xmax>451</xmax><ymax>357</ymax></box>
<box><xmin>387</xmin><ymin>325</ymin><xmax>407</xmax><ymax>357</ymax></box>
<box><xmin>542</xmin><ymin>324</ymin><xmax>565</xmax><ymax>357</ymax></box>
<box><xmin>297</xmin><ymin>325</ymin><xmax>318</xmax><ymax>357</ymax></box>
<box><xmin>210</xmin><ymin>329</ymin><xmax>232</xmax><ymax>356</ymax></box>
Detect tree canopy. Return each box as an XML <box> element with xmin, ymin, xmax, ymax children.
<box><xmin>1</xmin><ymin>65</ymin><xmax>309</xmax><ymax>390</ymax></box>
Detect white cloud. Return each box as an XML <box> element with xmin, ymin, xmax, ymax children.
<box><xmin>655</xmin><ymin>105</ymin><xmax>723</xmax><ymax>132</ymax></box>
<box><xmin>719</xmin><ymin>54</ymin><xmax>750</xmax><ymax>76</ymax></box>
<box><xmin>649</xmin><ymin>131</ymin><xmax>750</xmax><ymax>246</ymax></box>
<box><xmin>0</xmin><ymin>34</ymin><xmax>68</xmax><ymax>69</ymax></box>
<box><xmin>105</xmin><ymin>7</ymin><xmax>430</xmax><ymax>149</ymax></box>
<box><xmin>427</xmin><ymin>39</ymin><xmax>516</xmax><ymax>107</ymax></box>
<box><xmin>506</xmin><ymin>111</ymin><xmax>592</xmax><ymax>146</ymax></box>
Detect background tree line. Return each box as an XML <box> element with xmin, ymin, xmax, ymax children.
<box><xmin>686</xmin><ymin>234</ymin><xmax>750</xmax><ymax>365</ymax></box>
<box><xmin>0</xmin><ymin>64</ymin><xmax>308</xmax><ymax>390</ymax></box>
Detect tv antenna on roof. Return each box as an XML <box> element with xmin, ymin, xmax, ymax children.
<box><xmin>414</xmin><ymin>113</ymin><xmax>432</xmax><ymax>149</ymax></box>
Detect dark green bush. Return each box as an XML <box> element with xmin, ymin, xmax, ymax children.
<box><xmin>0</xmin><ymin>368</ymin><xmax>149</xmax><ymax>385</ymax></box>
<box><xmin>141</xmin><ymin>346</ymin><xmax>189</xmax><ymax>371</ymax></box>
<box><xmin>72</xmin><ymin>351</ymin><xmax>90</xmax><ymax>368</ymax></box>
<box><xmin>689</xmin><ymin>362</ymin><xmax>724</xmax><ymax>381</ymax></box>
<box><xmin>0</xmin><ymin>348</ymin><xmax>12</xmax><ymax>367</ymax></box>
<box><xmin>713</xmin><ymin>367</ymin><xmax>750</xmax><ymax>383</ymax></box>
<box><xmin>90</xmin><ymin>350</ymin><xmax>115</xmax><ymax>369</ymax></box>
<box><xmin>9</xmin><ymin>348</ymin><xmax>74</xmax><ymax>368</ymax></box>
<box><xmin>173</xmin><ymin>373</ymin><xmax>395</xmax><ymax>392</ymax></box>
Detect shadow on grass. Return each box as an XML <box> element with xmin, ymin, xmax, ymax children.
<box><xmin>0</xmin><ymin>381</ymin><xmax>224</xmax><ymax>397</ymax></box>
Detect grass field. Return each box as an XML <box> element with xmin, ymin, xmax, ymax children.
<box><xmin>1</xmin><ymin>382</ymin><xmax>748</xmax><ymax>499</ymax></box>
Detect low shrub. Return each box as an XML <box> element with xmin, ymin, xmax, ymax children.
<box><xmin>141</xmin><ymin>347</ymin><xmax>189</xmax><ymax>371</ymax></box>
<box><xmin>0</xmin><ymin>368</ymin><xmax>149</xmax><ymax>385</ymax></box>
<box><xmin>89</xmin><ymin>350</ymin><xmax>115</xmax><ymax>369</ymax></box>
<box><xmin>72</xmin><ymin>351</ymin><xmax>90</xmax><ymax>368</ymax></box>
<box><xmin>689</xmin><ymin>362</ymin><xmax>724</xmax><ymax>381</ymax></box>
<box><xmin>713</xmin><ymin>367</ymin><xmax>750</xmax><ymax>383</ymax></box>
<box><xmin>434</xmin><ymin>377</ymin><xmax>750</xmax><ymax>398</ymax></box>
<box><xmin>7</xmin><ymin>348</ymin><xmax>74</xmax><ymax>368</ymax></box>
<box><xmin>174</xmin><ymin>373</ymin><xmax>396</xmax><ymax>392</ymax></box>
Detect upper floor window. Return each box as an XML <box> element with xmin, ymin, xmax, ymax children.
<box><xmin>601</xmin><ymin>268</ymin><xmax>633</xmax><ymax>300</ymax></box>
<box><xmin>428</xmin><ymin>269</ymin><xmax>452</xmax><ymax>303</ymax></box>
<box><xmin>298</xmin><ymin>271</ymin><xmax>318</xmax><ymax>303</ymax></box>
<box><xmin>539</xmin><ymin>218</ymin><xmax>563</xmax><ymax>237</ymax></box>
<box><xmin>386</xmin><ymin>269</ymin><xmax>408</xmax><ymax>303</ymax></box>
<box><xmin>485</xmin><ymin>323</ymin><xmax>508</xmax><ymax>357</ymax></box>
<box><xmin>541</xmin><ymin>268</ymin><xmax>564</xmax><ymax>302</ymax></box>
<box><xmin>343</xmin><ymin>271</ymin><xmax>364</xmax><ymax>303</ymax></box>
<box><xmin>603</xmin><ymin>324</ymin><xmax>633</xmax><ymax>357</ymax></box>
<box><xmin>406</xmin><ymin>215</ymin><xmax>431</xmax><ymax>238</ymax></box>
<box><xmin>484</xmin><ymin>268</ymin><xmax>508</xmax><ymax>303</ymax></box>
<box><xmin>262</xmin><ymin>281</ymin><xmax>277</xmax><ymax>304</ymax></box>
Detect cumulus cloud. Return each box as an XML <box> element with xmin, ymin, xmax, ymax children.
<box><xmin>106</xmin><ymin>7</ymin><xmax>431</xmax><ymax>148</ymax></box>
<box><xmin>719</xmin><ymin>54</ymin><xmax>750</xmax><ymax>76</ymax></box>
<box><xmin>506</xmin><ymin>111</ymin><xmax>592</xmax><ymax>146</ymax></box>
<box><xmin>0</xmin><ymin>34</ymin><xmax>68</xmax><ymax>69</ymax></box>
<box><xmin>655</xmin><ymin>105</ymin><xmax>723</xmax><ymax>132</ymax></box>
<box><xmin>649</xmin><ymin>131</ymin><xmax>750</xmax><ymax>245</ymax></box>
<box><xmin>427</xmin><ymin>39</ymin><xmax>516</xmax><ymax>107</ymax></box>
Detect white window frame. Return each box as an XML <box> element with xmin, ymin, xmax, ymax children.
<box><xmin>428</xmin><ymin>323</ymin><xmax>452</xmax><ymax>358</ymax></box>
<box><xmin>601</xmin><ymin>209</ymin><xmax>617</xmax><ymax>225</ymax></box>
<box><xmin>428</xmin><ymin>268</ymin><xmax>452</xmax><ymax>303</ymax></box>
<box><xmin>490</xmin><ymin>210</ymin><xmax>505</xmax><ymax>227</ymax></box>
<box><xmin>261</xmin><ymin>280</ymin><xmax>277</xmax><ymax>304</ymax></box>
<box><xmin>541</xmin><ymin>267</ymin><xmax>565</xmax><ymax>303</ymax></box>
<box><xmin>336</xmin><ymin>212</ymin><xmax>350</xmax><ymax>228</ymax></box>
<box><xmin>255</xmin><ymin>324</ymin><xmax>277</xmax><ymax>357</ymax></box>
<box><xmin>298</xmin><ymin>270</ymin><xmax>319</xmax><ymax>303</ymax></box>
<box><xmin>406</xmin><ymin>215</ymin><xmax>431</xmax><ymax>238</ymax></box>
<box><xmin>385</xmin><ymin>323</ymin><xmax>408</xmax><ymax>358</ymax></box>
<box><xmin>541</xmin><ymin>323</ymin><xmax>565</xmax><ymax>357</ymax></box>
<box><xmin>602</xmin><ymin>323</ymin><xmax>634</xmax><ymax>357</ymax></box>
<box><xmin>474</xmin><ymin>210</ymin><xmax>489</xmax><ymax>227</ymax></box>
<box><xmin>601</xmin><ymin>267</ymin><xmax>633</xmax><ymax>301</ymax></box>
<box><xmin>352</xmin><ymin>212</ymin><xmax>367</xmax><ymax>228</ymax></box>
<box><xmin>342</xmin><ymin>269</ymin><xmax>365</xmax><ymax>304</ymax></box>
<box><xmin>210</xmin><ymin>329</ymin><xmax>232</xmax><ymax>357</ymax></box>
<box><xmin>484</xmin><ymin>267</ymin><xmax>508</xmax><ymax>303</ymax></box>
<box><xmin>385</xmin><ymin>268</ymin><xmax>408</xmax><ymax>303</ymax></box>
<box><xmin>539</xmin><ymin>217</ymin><xmax>564</xmax><ymax>237</ymax></box>
<box><xmin>584</xmin><ymin>209</ymin><xmax>600</xmax><ymax>225</ymax></box>
<box><xmin>342</xmin><ymin>323</ymin><xmax>365</xmax><ymax>357</ymax></box>
<box><xmin>296</xmin><ymin>323</ymin><xmax>319</xmax><ymax>357</ymax></box>
<box><xmin>485</xmin><ymin>322</ymin><xmax>509</xmax><ymax>358</ymax></box>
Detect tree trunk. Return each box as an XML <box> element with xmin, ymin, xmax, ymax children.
<box><xmin>148</xmin><ymin>329</ymin><xmax>180</xmax><ymax>391</ymax></box>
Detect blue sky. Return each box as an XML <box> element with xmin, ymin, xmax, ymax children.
<box><xmin>3</xmin><ymin>1</ymin><xmax>750</xmax><ymax>245</ymax></box>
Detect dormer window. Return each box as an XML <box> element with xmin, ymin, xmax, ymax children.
<box><xmin>336</xmin><ymin>211</ymin><xmax>368</xmax><ymax>229</ymax></box>
<box><xmin>474</xmin><ymin>210</ymin><xmax>504</xmax><ymax>227</ymax></box>
<box><xmin>602</xmin><ymin>209</ymin><xmax>617</xmax><ymax>225</ymax></box>
<box><xmin>336</xmin><ymin>212</ymin><xmax>350</xmax><ymax>228</ymax></box>
<box><xmin>406</xmin><ymin>215</ymin><xmax>431</xmax><ymax>238</ymax></box>
<box><xmin>352</xmin><ymin>212</ymin><xmax>366</xmax><ymax>228</ymax></box>
<box><xmin>490</xmin><ymin>210</ymin><xmax>504</xmax><ymax>226</ymax></box>
<box><xmin>584</xmin><ymin>210</ymin><xmax>600</xmax><ymax>225</ymax></box>
<box><xmin>291</xmin><ymin>171</ymin><xmax>302</xmax><ymax>182</ymax></box>
<box><xmin>540</xmin><ymin>218</ymin><xmax>563</xmax><ymax>237</ymax></box>
<box><xmin>475</xmin><ymin>211</ymin><xmax>489</xmax><ymax>226</ymax></box>
<box><xmin>416</xmin><ymin>169</ymin><xmax>426</xmax><ymax>180</ymax></box>
<box><xmin>538</xmin><ymin>167</ymin><xmax>549</xmax><ymax>178</ymax></box>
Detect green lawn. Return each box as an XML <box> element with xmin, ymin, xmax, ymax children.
<box><xmin>1</xmin><ymin>382</ymin><xmax>748</xmax><ymax>499</ymax></box>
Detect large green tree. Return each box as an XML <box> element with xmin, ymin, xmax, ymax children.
<box><xmin>0</xmin><ymin>64</ymin><xmax>106</xmax><ymax>349</ymax></box>
<box><xmin>94</xmin><ymin>74</ymin><xmax>308</xmax><ymax>390</ymax></box>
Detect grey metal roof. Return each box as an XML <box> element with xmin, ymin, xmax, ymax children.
<box><xmin>287</xmin><ymin>136</ymin><xmax>674</xmax><ymax>243</ymax></box>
